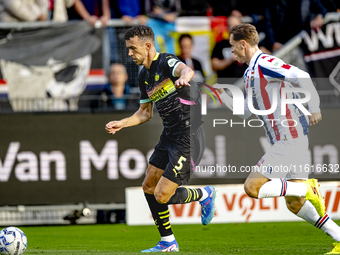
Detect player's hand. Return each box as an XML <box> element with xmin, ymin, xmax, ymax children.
<box><xmin>174</xmin><ymin>78</ymin><xmax>191</xmax><ymax>89</ymax></box>
<box><xmin>212</xmin><ymin>84</ymin><xmax>224</xmax><ymax>95</ymax></box>
<box><xmin>309</xmin><ymin>112</ymin><xmax>322</xmax><ymax>125</ymax></box>
<box><xmin>105</xmin><ymin>121</ymin><xmax>123</xmax><ymax>135</ymax></box>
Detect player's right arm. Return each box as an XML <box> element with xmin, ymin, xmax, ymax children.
<box><xmin>213</xmin><ymin>69</ymin><xmax>252</xmax><ymax>119</ymax></box>
<box><xmin>105</xmin><ymin>101</ymin><xmax>153</xmax><ymax>135</ymax></box>
<box><xmin>217</xmin><ymin>88</ymin><xmax>252</xmax><ymax>119</ymax></box>
<box><xmin>258</xmin><ymin>56</ymin><xmax>322</xmax><ymax>125</ymax></box>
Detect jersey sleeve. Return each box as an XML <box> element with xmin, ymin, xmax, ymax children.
<box><xmin>163</xmin><ymin>54</ymin><xmax>183</xmax><ymax>78</ymax></box>
<box><xmin>286</xmin><ymin>66</ymin><xmax>321</xmax><ymax>113</ymax></box>
<box><xmin>138</xmin><ymin>71</ymin><xmax>151</xmax><ymax>104</ymax></box>
<box><xmin>258</xmin><ymin>56</ymin><xmax>320</xmax><ymax>113</ymax></box>
<box><xmin>257</xmin><ymin>56</ymin><xmax>293</xmax><ymax>82</ymax></box>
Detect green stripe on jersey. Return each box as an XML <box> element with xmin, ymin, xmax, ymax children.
<box><xmin>140</xmin><ymin>98</ymin><xmax>151</xmax><ymax>103</ymax></box>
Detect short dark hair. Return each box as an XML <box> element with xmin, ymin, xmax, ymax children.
<box><xmin>124</xmin><ymin>25</ymin><xmax>155</xmax><ymax>43</ymax></box>
<box><xmin>179</xmin><ymin>33</ymin><xmax>192</xmax><ymax>44</ymax></box>
<box><xmin>229</xmin><ymin>23</ymin><xmax>259</xmax><ymax>46</ymax></box>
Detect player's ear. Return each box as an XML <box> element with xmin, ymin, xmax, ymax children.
<box><xmin>145</xmin><ymin>42</ymin><xmax>152</xmax><ymax>50</ymax></box>
<box><xmin>241</xmin><ymin>40</ymin><xmax>246</xmax><ymax>49</ymax></box>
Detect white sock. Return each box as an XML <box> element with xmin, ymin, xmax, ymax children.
<box><xmin>199</xmin><ymin>188</ymin><xmax>208</xmax><ymax>202</ymax></box>
<box><xmin>258</xmin><ymin>179</ymin><xmax>307</xmax><ymax>198</ymax></box>
<box><xmin>161</xmin><ymin>234</ymin><xmax>175</xmax><ymax>242</ymax></box>
<box><xmin>297</xmin><ymin>200</ymin><xmax>340</xmax><ymax>242</ymax></box>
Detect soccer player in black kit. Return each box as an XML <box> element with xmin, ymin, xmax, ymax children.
<box><xmin>105</xmin><ymin>25</ymin><xmax>216</xmax><ymax>252</ymax></box>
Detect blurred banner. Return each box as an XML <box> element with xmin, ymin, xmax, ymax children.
<box><xmin>147</xmin><ymin>17</ymin><xmax>220</xmax><ymax>85</ymax></box>
<box><xmin>300</xmin><ymin>19</ymin><xmax>340</xmax><ymax>94</ymax></box>
<box><xmin>0</xmin><ymin>21</ymin><xmax>101</xmax><ymax>111</ymax></box>
<box><xmin>147</xmin><ymin>18</ymin><xmax>176</xmax><ymax>54</ymax></box>
<box><xmin>126</xmin><ymin>182</ymin><xmax>340</xmax><ymax>225</ymax></box>
<box><xmin>0</xmin><ymin>108</ymin><xmax>339</xmax><ymax>206</ymax></box>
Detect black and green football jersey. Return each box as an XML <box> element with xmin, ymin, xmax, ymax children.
<box><xmin>138</xmin><ymin>52</ymin><xmax>203</xmax><ymax>136</ymax></box>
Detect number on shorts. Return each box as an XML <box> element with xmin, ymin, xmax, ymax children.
<box><xmin>172</xmin><ymin>156</ymin><xmax>187</xmax><ymax>177</ymax></box>
<box><xmin>174</xmin><ymin>156</ymin><xmax>187</xmax><ymax>171</ymax></box>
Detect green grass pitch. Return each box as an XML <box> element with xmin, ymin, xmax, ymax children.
<box><xmin>19</xmin><ymin>221</ymin><xmax>339</xmax><ymax>254</ymax></box>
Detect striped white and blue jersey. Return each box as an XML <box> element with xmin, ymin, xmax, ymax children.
<box><xmin>222</xmin><ymin>50</ymin><xmax>321</xmax><ymax>145</ymax></box>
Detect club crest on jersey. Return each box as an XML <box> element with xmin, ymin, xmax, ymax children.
<box><xmin>155</xmin><ymin>74</ymin><xmax>159</xmax><ymax>81</ymax></box>
<box><xmin>167</xmin><ymin>59</ymin><xmax>177</xmax><ymax>67</ymax></box>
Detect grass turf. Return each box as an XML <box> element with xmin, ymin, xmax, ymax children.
<box><xmin>18</xmin><ymin>221</ymin><xmax>339</xmax><ymax>255</ymax></box>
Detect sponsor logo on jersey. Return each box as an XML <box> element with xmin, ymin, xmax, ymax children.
<box><xmin>273</xmin><ymin>59</ymin><xmax>284</xmax><ymax>67</ymax></box>
<box><xmin>147</xmin><ymin>78</ymin><xmax>176</xmax><ymax>102</ymax></box>
<box><xmin>155</xmin><ymin>74</ymin><xmax>159</xmax><ymax>81</ymax></box>
<box><xmin>167</xmin><ymin>59</ymin><xmax>177</xmax><ymax>67</ymax></box>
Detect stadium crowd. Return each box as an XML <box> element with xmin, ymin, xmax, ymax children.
<box><xmin>0</xmin><ymin>0</ymin><xmax>339</xmax><ymax>111</ymax></box>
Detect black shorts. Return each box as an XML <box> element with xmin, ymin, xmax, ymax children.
<box><xmin>149</xmin><ymin>126</ymin><xmax>205</xmax><ymax>185</ymax></box>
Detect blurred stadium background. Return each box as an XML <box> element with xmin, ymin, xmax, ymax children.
<box><xmin>0</xmin><ymin>3</ymin><xmax>340</xmax><ymax>231</ymax></box>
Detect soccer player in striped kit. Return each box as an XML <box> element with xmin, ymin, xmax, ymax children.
<box><xmin>216</xmin><ymin>23</ymin><xmax>340</xmax><ymax>254</ymax></box>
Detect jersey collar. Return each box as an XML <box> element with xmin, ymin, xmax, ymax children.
<box><xmin>153</xmin><ymin>52</ymin><xmax>160</xmax><ymax>61</ymax></box>
<box><xmin>248</xmin><ymin>50</ymin><xmax>263</xmax><ymax>69</ymax></box>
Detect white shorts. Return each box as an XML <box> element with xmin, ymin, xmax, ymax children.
<box><xmin>255</xmin><ymin>135</ymin><xmax>310</xmax><ymax>180</ymax></box>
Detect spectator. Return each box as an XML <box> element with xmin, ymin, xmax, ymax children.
<box><xmin>113</xmin><ymin>0</ymin><xmax>147</xmax><ymax>25</ymax></box>
<box><xmin>68</xmin><ymin>0</ymin><xmax>111</xmax><ymax>26</ymax></box>
<box><xmin>101</xmin><ymin>63</ymin><xmax>131</xmax><ymax>110</ymax></box>
<box><xmin>0</xmin><ymin>0</ymin><xmax>48</xmax><ymax>22</ymax></box>
<box><xmin>49</xmin><ymin>0</ymin><xmax>75</xmax><ymax>22</ymax></box>
<box><xmin>177</xmin><ymin>34</ymin><xmax>205</xmax><ymax>83</ymax></box>
<box><xmin>211</xmin><ymin>15</ymin><xmax>247</xmax><ymax>83</ymax></box>
<box><xmin>263</xmin><ymin>0</ymin><xmax>328</xmax><ymax>53</ymax></box>
<box><xmin>145</xmin><ymin>0</ymin><xmax>181</xmax><ymax>23</ymax></box>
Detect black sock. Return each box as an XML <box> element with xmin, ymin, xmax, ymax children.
<box><xmin>144</xmin><ymin>193</ymin><xmax>173</xmax><ymax>237</ymax></box>
<box><xmin>167</xmin><ymin>187</ymin><xmax>203</xmax><ymax>204</ymax></box>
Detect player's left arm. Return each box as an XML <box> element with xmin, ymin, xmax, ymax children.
<box><xmin>259</xmin><ymin>58</ymin><xmax>321</xmax><ymax>125</ymax></box>
<box><xmin>173</xmin><ymin>63</ymin><xmax>194</xmax><ymax>88</ymax></box>
<box><xmin>286</xmin><ymin>67</ymin><xmax>322</xmax><ymax>125</ymax></box>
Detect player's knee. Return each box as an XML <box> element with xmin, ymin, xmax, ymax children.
<box><xmin>244</xmin><ymin>181</ymin><xmax>259</xmax><ymax>198</ymax></box>
<box><xmin>285</xmin><ymin>197</ymin><xmax>304</xmax><ymax>214</ymax></box>
<box><xmin>154</xmin><ymin>191</ymin><xmax>171</xmax><ymax>204</ymax></box>
<box><xmin>142</xmin><ymin>181</ymin><xmax>155</xmax><ymax>194</ymax></box>
<box><xmin>285</xmin><ymin>201</ymin><xmax>299</xmax><ymax>214</ymax></box>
